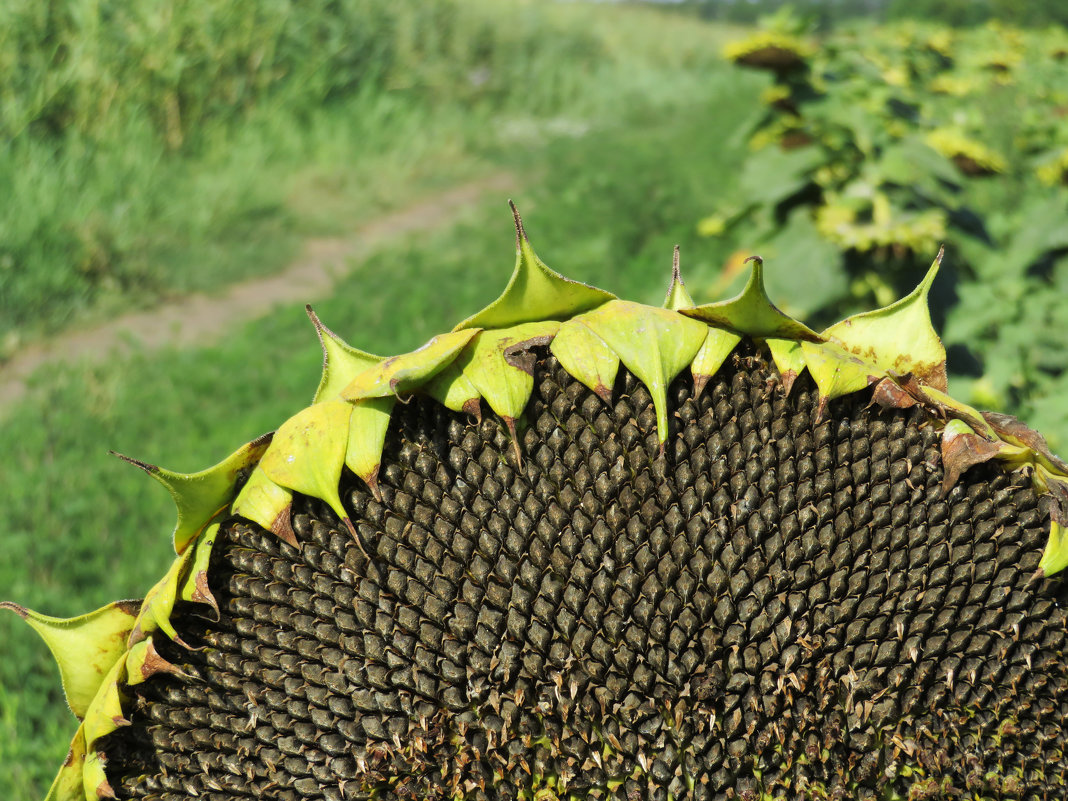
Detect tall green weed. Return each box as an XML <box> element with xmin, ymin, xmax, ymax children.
<box><xmin>0</xmin><ymin>1</ymin><xmax>734</xmax><ymax>350</ymax></box>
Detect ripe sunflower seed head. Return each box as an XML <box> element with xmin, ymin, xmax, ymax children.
<box><xmin>6</xmin><ymin>205</ymin><xmax>1068</xmax><ymax>800</ymax></box>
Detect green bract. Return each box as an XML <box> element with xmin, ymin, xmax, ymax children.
<box><xmin>6</xmin><ymin>207</ymin><xmax>1068</xmax><ymax>800</ymax></box>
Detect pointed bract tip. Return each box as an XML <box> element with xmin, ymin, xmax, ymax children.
<box><xmin>189</xmin><ymin>570</ymin><xmax>221</xmax><ymax>621</ymax></box>
<box><xmin>918</xmin><ymin>246</ymin><xmax>944</xmax><ymax>293</ymax></box>
<box><xmin>1028</xmin><ymin>567</ymin><xmax>1045</xmax><ymax>587</ymax></box>
<box><xmin>249</xmin><ymin>430</ymin><xmax>274</xmax><ymax>450</ymax></box>
<box><xmin>110</xmin><ymin>451</ymin><xmax>157</xmax><ymax>475</ymax></box>
<box><xmin>462</xmin><ymin>397</ymin><xmax>483</xmax><ymax>422</ymax></box>
<box><xmin>664</xmin><ymin>245</ymin><xmax>696</xmax><ymax>310</ymax></box>
<box><xmin>0</xmin><ymin>601</ymin><xmax>27</xmax><ymax>618</ymax></box>
<box><xmin>692</xmin><ymin>374</ymin><xmax>710</xmax><ymax>401</ymax></box>
<box><xmin>116</xmin><ymin>599</ymin><xmax>142</xmax><ymax>616</ymax></box>
<box><xmin>273</xmin><ymin>510</ymin><xmax>298</xmax><ymax>549</ymax></box>
<box><xmin>139</xmin><ymin>638</ymin><xmax>189</xmax><ymax>681</ymax></box>
<box><xmin>306</xmin><ymin>304</ymin><xmax>333</xmax><ymax>352</ymax></box>
<box><xmin>870</xmin><ymin>377</ymin><xmax>918</xmax><ymax>410</ymax></box>
<box><xmin>343</xmin><ymin>517</ymin><xmax>373</xmax><ymax>562</ymax></box>
<box><xmin>508</xmin><ymin>200</ymin><xmax>526</xmax><ymax>249</ymax></box>
<box><xmin>363</xmin><ymin>469</ymin><xmax>384</xmax><ymax>503</ymax></box>
<box><xmin>815</xmin><ymin>396</ymin><xmax>829</xmax><ymax>424</ymax></box>
<box><xmin>742</xmin><ymin>255</ymin><xmax>767</xmax><ymax>288</ymax></box>
<box><xmin>171</xmin><ymin>634</ymin><xmax>197</xmax><ymax>651</ymax></box>
<box><xmin>306</xmin><ymin>304</ymin><xmax>329</xmax><ymax>342</ymax></box>
<box><xmin>779</xmin><ymin>370</ymin><xmax>799</xmax><ymax>397</ymax></box>
<box><xmin>504</xmin><ymin>417</ymin><xmax>524</xmax><ymax>470</ymax></box>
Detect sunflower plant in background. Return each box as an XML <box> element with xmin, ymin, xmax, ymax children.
<box><xmin>709</xmin><ymin>17</ymin><xmax>1068</xmax><ymax>450</ymax></box>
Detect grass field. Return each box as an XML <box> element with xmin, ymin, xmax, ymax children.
<box><xmin>0</xmin><ymin>4</ymin><xmax>763</xmax><ymax>796</ymax></box>
<box><xmin>0</xmin><ymin>1</ymin><xmax>749</xmax><ymax>358</ymax></box>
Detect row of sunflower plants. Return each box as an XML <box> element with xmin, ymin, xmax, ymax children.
<box><xmin>703</xmin><ymin>17</ymin><xmax>1068</xmax><ymax>449</ymax></box>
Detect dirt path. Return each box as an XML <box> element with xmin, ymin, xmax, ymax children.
<box><xmin>0</xmin><ymin>172</ymin><xmax>516</xmax><ymax>410</ymax></box>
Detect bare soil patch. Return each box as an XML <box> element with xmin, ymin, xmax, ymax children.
<box><xmin>0</xmin><ymin>172</ymin><xmax>515</xmax><ymax>410</ymax></box>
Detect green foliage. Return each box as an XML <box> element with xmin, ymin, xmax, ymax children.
<box><xmin>711</xmin><ymin>20</ymin><xmax>1068</xmax><ymax>449</ymax></box>
<box><xmin>0</xmin><ymin>0</ymin><xmax>616</xmax><ymax>146</ymax></box>
<box><xmin>688</xmin><ymin>0</ymin><xmax>1068</xmax><ymax>28</ymax></box>
<box><xmin>0</xmin><ymin>0</ymin><xmax>733</xmax><ymax>354</ymax></box>
<box><xmin>888</xmin><ymin>0</ymin><xmax>1068</xmax><ymax>27</ymax></box>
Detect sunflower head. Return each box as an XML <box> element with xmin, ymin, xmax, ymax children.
<box><xmin>7</xmin><ymin>209</ymin><xmax>1068</xmax><ymax>800</ymax></box>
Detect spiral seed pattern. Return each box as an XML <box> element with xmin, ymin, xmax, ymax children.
<box><xmin>103</xmin><ymin>344</ymin><xmax>1068</xmax><ymax>800</ymax></box>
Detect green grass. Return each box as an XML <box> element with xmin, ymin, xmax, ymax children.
<box><xmin>0</xmin><ymin>0</ymin><xmax>742</xmax><ymax>357</ymax></box>
<box><xmin>0</xmin><ymin>9</ymin><xmax>764</xmax><ymax>794</ymax></box>
<box><xmin>0</xmin><ymin>89</ymin><xmax>489</xmax><ymax>355</ymax></box>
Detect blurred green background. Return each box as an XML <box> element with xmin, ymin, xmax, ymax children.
<box><xmin>1</xmin><ymin>1</ymin><xmax>1066</xmax><ymax>796</ymax></box>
